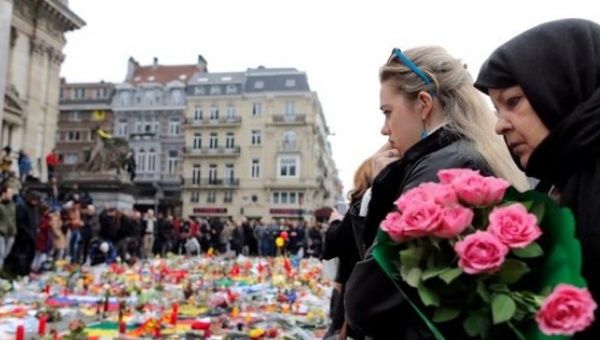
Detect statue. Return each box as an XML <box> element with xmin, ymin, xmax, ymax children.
<box><xmin>84</xmin><ymin>126</ymin><xmax>130</xmax><ymax>175</ymax></box>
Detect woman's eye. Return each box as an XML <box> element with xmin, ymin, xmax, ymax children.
<box><xmin>506</xmin><ymin>96</ymin><xmax>521</xmax><ymax>108</ymax></box>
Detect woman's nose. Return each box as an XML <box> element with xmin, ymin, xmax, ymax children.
<box><xmin>495</xmin><ymin>116</ymin><xmax>511</xmax><ymax>135</ymax></box>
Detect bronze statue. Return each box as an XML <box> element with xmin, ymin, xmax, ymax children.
<box><xmin>84</xmin><ymin>127</ymin><xmax>130</xmax><ymax>174</ymax></box>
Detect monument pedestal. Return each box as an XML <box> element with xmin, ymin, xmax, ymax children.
<box><xmin>60</xmin><ymin>172</ymin><xmax>138</xmax><ymax>211</ymax></box>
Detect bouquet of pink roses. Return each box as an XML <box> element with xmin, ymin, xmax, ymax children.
<box><xmin>373</xmin><ymin>168</ymin><xmax>596</xmax><ymax>339</ymax></box>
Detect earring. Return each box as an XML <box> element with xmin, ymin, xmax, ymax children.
<box><xmin>420</xmin><ymin>129</ymin><xmax>428</xmax><ymax>140</ymax></box>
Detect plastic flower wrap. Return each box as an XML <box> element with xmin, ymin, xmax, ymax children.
<box><xmin>373</xmin><ymin>169</ymin><xmax>595</xmax><ymax>339</ymax></box>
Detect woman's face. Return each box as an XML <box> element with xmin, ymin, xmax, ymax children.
<box><xmin>489</xmin><ymin>85</ymin><xmax>550</xmax><ymax>168</ymax></box>
<box><xmin>379</xmin><ymin>80</ymin><xmax>423</xmax><ymax>156</ymax></box>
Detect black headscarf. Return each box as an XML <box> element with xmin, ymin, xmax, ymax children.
<box><xmin>475</xmin><ymin>19</ymin><xmax>600</xmax><ymax>338</ymax></box>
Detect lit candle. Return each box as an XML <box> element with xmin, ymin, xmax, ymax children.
<box><xmin>16</xmin><ymin>325</ymin><xmax>24</xmax><ymax>340</ymax></box>
<box><xmin>171</xmin><ymin>303</ymin><xmax>179</xmax><ymax>325</ymax></box>
<box><xmin>38</xmin><ymin>314</ymin><xmax>47</xmax><ymax>335</ymax></box>
<box><xmin>119</xmin><ymin>321</ymin><xmax>126</xmax><ymax>334</ymax></box>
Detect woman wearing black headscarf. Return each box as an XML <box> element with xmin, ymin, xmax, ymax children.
<box><xmin>475</xmin><ymin>18</ymin><xmax>600</xmax><ymax>338</ymax></box>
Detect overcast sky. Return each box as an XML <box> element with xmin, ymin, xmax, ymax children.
<box><xmin>61</xmin><ymin>0</ymin><xmax>600</xmax><ymax>195</ymax></box>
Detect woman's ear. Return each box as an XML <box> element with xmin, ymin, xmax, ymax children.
<box><xmin>417</xmin><ymin>91</ymin><xmax>434</xmax><ymax>120</ymax></box>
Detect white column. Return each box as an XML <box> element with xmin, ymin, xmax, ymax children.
<box><xmin>0</xmin><ymin>0</ymin><xmax>14</xmax><ymax>138</ymax></box>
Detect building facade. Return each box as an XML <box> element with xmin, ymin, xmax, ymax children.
<box><xmin>112</xmin><ymin>56</ymin><xmax>207</xmax><ymax>213</ymax></box>
<box><xmin>56</xmin><ymin>79</ymin><xmax>114</xmax><ymax>168</ymax></box>
<box><xmin>1</xmin><ymin>0</ymin><xmax>84</xmax><ymax>179</ymax></box>
<box><xmin>182</xmin><ymin>67</ymin><xmax>343</xmax><ymax>222</ymax></box>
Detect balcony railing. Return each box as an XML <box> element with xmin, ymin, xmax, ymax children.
<box><xmin>271</xmin><ymin>114</ymin><xmax>306</xmax><ymax>125</ymax></box>
<box><xmin>183</xmin><ymin>178</ymin><xmax>240</xmax><ymax>187</ymax></box>
<box><xmin>184</xmin><ymin>116</ymin><xmax>242</xmax><ymax>127</ymax></box>
<box><xmin>184</xmin><ymin>146</ymin><xmax>241</xmax><ymax>157</ymax></box>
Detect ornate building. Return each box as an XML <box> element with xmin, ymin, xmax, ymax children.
<box><xmin>182</xmin><ymin>67</ymin><xmax>343</xmax><ymax>221</ymax></box>
<box><xmin>56</xmin><ymin>79</ymin><xmax>114</xmax><ymax>169</ymax></box>
<box><xmin>0</xmin><ymin>0</ymin><xmax>84</xmax><ymax>179</ymax></box>
<box><xmin>112</xmin><ymin>55</ymin><xmax>208</xmax><ymax>213</ymax></box>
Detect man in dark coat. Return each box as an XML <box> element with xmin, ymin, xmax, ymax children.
<box><xmin>5</xmin><ymin>190</ymin><xmax>41</xmax><ymax>276</ymax></box>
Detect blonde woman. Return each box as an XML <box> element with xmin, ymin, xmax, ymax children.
<box><xmin>344</xmin><ymin>46</ymin><xmax>527</xmax><ymax>338</ymax></box>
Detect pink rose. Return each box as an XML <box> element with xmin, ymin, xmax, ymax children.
<box><xmin>433</xmin><ymin>205</ymin><xmax>474</xmax><ymax>238</ymax></box>
<box><xmin>399</xmin><ymin>202</ymin><xmax>443</xmax><ymax>239</ymax></box>
<box><xmin>536</xmin><ymin>284</ymin><xmax>597</xmax><ymax>336</ymax></box>
<box><xmin>395</xmin><ymin>183</ymin><xmax>457</xmax><ymax>212</ymax></box>
<box><xmin>454</xmin><ymin>231</ymin><xmax>509</xmax><ymax>274</ymax></box>
<box><xmin>451</xmin><ymin>172</ymin><xmax>510</xmax><ymax>206</ymax></box>
<box><xmin>438</xmin><ymin>168</ymin><xmax>481</xmax><ymax>185</ymax></box>
<box><xmin>380</xmin><ymin>211</ymin><xmax>406</xmax><ymax>242</ymax></box>
<box><xmin>488</xmin><ymin>203</ymin><xmax>542</xmax><ymax>248</ymax></box>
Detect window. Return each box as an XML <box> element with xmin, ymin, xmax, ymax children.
<box><xmin>225</xmin><ymin>164</ymin><xmax>234</xmax><ymax>183</ymax></box>
<box><xmin>147</xmin><ymin>149</ymin><xmax>157</xmax><ymax>172</ymax></box>
<box><xmin>209</xmin><ymin>132</ymin><xmax>218</xmax><ymax>149</ymax></box>
<box><xmin>67</xmin><ymin>131</ymin><xmax>81</xmax><ymax>141</ymax></box>
<box><xmin>252</xmin><ymin>102</ymin><xmax>262</xmax><ymax>116</ymax></box>
<box><xmin>167</xmin><ymin>150</ymin><xmax>178</xmax><ymax>175</ymax></box>
<box><xmin>278</xmin><ymin>155</ymin><xmax>299</xmax><ymax>178</ymax></box>
<box><xmin>144</xmin><ymin>123</ymin><xmax>153</xmax><ymax>133</ymax></box>
<box><xmin>285</xmin><ymin>101</ymin><xmax>295</xmax><ymax>115</ymax></box>
<box><xmin>192</xmin><ymin>164</ymin><xmax>201</xmax><ymax>185</ymax></box>
<box><xmin>64</xmin><ymin>153</ymin><xmax>78</xmax><ymax>165</ymax></box>
<box><xmin>283</xmin><ymin>130</ymin><xmax>296</xmax><ymax>149</ymax></box>
<box><xmin>135</xmin><ymin>121</ymin><xmax>143</xmax><ymax>133</ymax></box>
<box><xmin>272</xmin><ymin>191</ymin><xmax>304</xmax><ymax>205</ymax></box>
<box><xmin>251</xmin><ymin>159</ymin><xmax>260</xmax><ymax>178</ymax></box>
<box><xmin>208</xmin><ymin>164</ymin><xmax>217</xmax><ymax>184</ymax></box>
<box><xmin>190</xmin><ymin>191</ymin><xmax>200</xmax><ymax>203</ymax></box>
<box><xmin>75</xmin><ymin>88</ymin><xmax>85</xmax><ymax>99</ymax></box>
<box><xmin>194</xmin><ymin>106</ymin><xmax>203</xmax><ymax>121</ymax></box>
<box><xmin>210</xmin><ymin>106</ymin><xmax>219</xmax><ymax>120</ymax></box>
<box><xmin>69</xmin><ymin>111</ymin><xmax>81</xmax><ymax>121</ymax></box>
<box><xmin>251</xmin><ymin>130</ymin><xmax>261</xmax><ymax>145</ymax></box>
<box><xmin>210</xmin><ymin>85</ymin><xmax>221</xmax><ymax>95</ymax></box>
<box><xmin>171</xmin><ymin>89</ymin><xmax>183</xmax><ymax>105</ymax></box>
<box><xmin>285</xmin><ymin>79</ymin><xmax>296</xmax><ymax>87</ymax></box>
<box><xmin>207</xmin><ymin>191</ymin><xmax>216</xmax><ymax>203</ymax></box>
<box><xmin>193</xmin><ymin>133</ymin><xmax>202</xmax><ymax>149</ymax></box>
<box><xmin>137</xmin><ymin>149</ymin><xmax>146</xmax><ymax>172</ymax></box>
<box><xmin>254</xmin><ymin>81</ymin><xmax>264</xmax><ymax>89</ymax></box>
<box><xmin>59</xmin><ymin>88</ymin><xmax>64</xmax><ymax>100</ymax></box>
<box><xmin>169</xmin><ymin>119</ymin><xmax>180</xmax><ymax>136</ymax></box>
<box><xmin>225</xmin><ymin>132</ymin><xmax>235</xmax><ymax>148</ymax></box>
<box><xmin>226</xmin><ymin>105</ymin><xmax>236</xmax><ymax>119</ymax></box>
<box><xmin>224</xmin><ymin>191</ymin><xmax>233</xmax><ymax>203</ymax></box>
<box><xmin>117</xmin><ymin>119</ymin><xmax>128</xmax><ymax>137</ymax></box>
<box><xmin>119</xmin><ymin>91</ymin><xmax>130</xmax><ymax>106</ymax></box>
<box><xmin>225</xmin><ymin>84</ymin><xmax>237</xmax><ymax>94</ymax></box>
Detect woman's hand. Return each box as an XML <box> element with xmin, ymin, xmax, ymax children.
<box><xmin>372</xmin><ymin>142</ymin><xmax>401</xmax><ymax>178</ymax></box>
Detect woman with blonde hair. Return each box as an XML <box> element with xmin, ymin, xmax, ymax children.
<box><xmin>344</xmin><ymin>46</ymin><xmax>527</xmax><ymax>338</ymax></box>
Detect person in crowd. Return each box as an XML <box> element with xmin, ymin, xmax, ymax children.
<box><xmin>0</xmin><ymin>146</ymin><xmax>12</xmax><ymax>178</ymax></box>
<box><xmin>50</xmin><ymin>207</ymin><xmax>66</xmax><ymax>261</ymax></box>
<box><xmin>343</xmin><ymin>46</ymin><xmax>528</xmax><ymax>338</ymax></box>
<box><xmin>45</xmin><ymin>149</ymin><xmax>60</xmax><ymax>182</ymax></box>
<box><xmin>125</xmin><ymin>150</ymin><xmax>136</xmax><ymax>182</ymax></box>
<box><xmin>17</xmin><ymin>150</ymin><xmax>32</xmax><ymax>182</ymax></box>
<box><xmin>0</xmin><ymin>186</ymin><xmax>15</xmax><ymax>270</ymax></box>
<box><xmin>5</xmin><ymin>190</ymin><xmax>41</xmax><ymax>276</ymax></box>
<box><xmin>307</xmin><ymin>221</ymin><xmax>323</xmax><ymax>258</ymax></box>
<box><xmin>142</xmin><ymin>209</ymin><xmax>156</xmax><ymax>259</ymax></box>
<box><xmin>64</xmin><ymin>199</ymin><xmax>84</xmax><ymax>263</ymax></box>
<box><xmin>323</xmin><ymin>157</ymin><xmax>373</xmax><ymax>339</ymax></box>
<box><xmin>32</xmin><ymin>204</ymin><xmax>53</xmax><ymax>272</ymax></box>
<box><xmin>80</xmin><ymin>204</ymin><xmax>98</xmax><ymax>264</ymax></box>
<box><xmin>231</xmin><ymin>218</ymin><xmax>245</xmax><ymax>256</ymax></box>
<box><xmin>89</xmin><ymin>239</ymin><xmax>117</xmax><ymax>266</ymax></box>
<box><xmin>474</xmin><ymin>18</ymin><xmax>600</xmax><ymax>338</ymax></box>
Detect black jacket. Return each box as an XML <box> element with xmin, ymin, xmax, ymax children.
<box><xmin>345</xmin><ymin>129</ymin><xmax>492</xmax><ymax>339</ymax></box>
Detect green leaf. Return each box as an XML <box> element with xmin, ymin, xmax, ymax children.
<box><xmin>402</xmin><ymin>267</ymin><xmax>422</xmax><ymax>288</ymax></box>
<box><xmin>432</xmin><ymin>307</ymin><xmax>460</xmax><ymax>323</ymax></box>
<box><xmin>422</xmin><ymin>267</ymin><xmax>450</xmax><ymax>281</ymax></box>
<box><xmin>417</xmin><ymin>283</ymin><xmax>440</xmax><ymax>307</ymax></box>
<box><xmin>477</xmin><ymin>278</ymin><xmax>490</xmax><ymax>303</ymax></box>
<box><xmin>530</xmin><ymin>202</ymin><xmax>546</xmax><ymax>222</ymax></box>
<box><xmin>463</xmin><ymin>314</ymin><xmax>490</xmax><ymax>337</ymax></box>
<box><xmin>498</xmin><ymin>259</ymin><xmax>530</xmax><ymax>284</ymax></box>
<box><xmin>492</xmin><ymin>294</ymin><xmax>517</xmax><ymax>324</ymax></box>
<box><xmin>512</xmin><ymin>242</ymin><xmax>544</xmax><ymax>258</ymax></box>
<box><xmin>520</xmin><ymin>201</ymin><xmax>534</xmax><ymax>211</ymax></box>
<box><xmin>439</xmin><ymin>267</ymin><xmax>462</xmax><ymax>284</ymax></box>
<box><xmin>400</xmin><ymin>246</ymin><xmax>424</xmax><ymax>268</ymax></box>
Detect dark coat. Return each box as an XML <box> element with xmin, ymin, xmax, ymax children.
<box><xmin>475</xmin><ymin>19</ymin><xmax>600</xmax><ymax>338</ymax></box>
<box><xmin>5</xmin><ymin>201</ymin><xmax>40</xmax><ymax>276</ymax></box>
<box><xmin>344</xmin><ymin>129</ymin><xmax>492</xmax><ymax>339</ymax></box>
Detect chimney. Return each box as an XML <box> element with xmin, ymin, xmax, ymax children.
<box><xmin>197</xmin><ymin>54</ymin><xmax>208</xmax><ymax>72</ymax></box>
<box><xmin>126</xmin><ymin>56</ymin><xmax>139</xmax><ymax>82</ymax></box>
<box><xmin>153</xmin><ymin>57</ymin><xmax>159</xmax><ymax>69</ymax></box>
